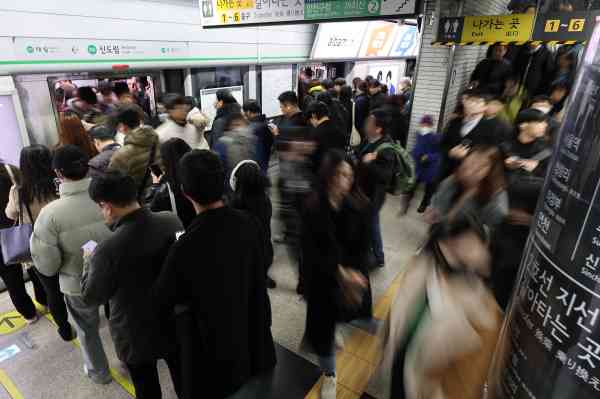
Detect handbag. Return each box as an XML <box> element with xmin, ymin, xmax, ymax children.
<box><xmin>349</xmin><ymin>101</ymin><xmax>362</xmax><ymax>147</ymax></box>
<box><xmin>0</xmin><ymin>188</ymin><xmax>34</xmax><ymax>265</ymax></box>
<box><xmin>335</xmin><ymin>265</ymin><xmax>367</xmax><ymax>313</ymax></box>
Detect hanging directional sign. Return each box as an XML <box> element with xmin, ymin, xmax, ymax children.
<box><xmin>199</xmin><ymin>0</ymin><xmax>418</xmax><ymax>28</ymax></box>
<box><xmin>532</xmin><ymin>11</ymin><xmax>599</xmax><ymax>43</ymax></box>
<box><xmin>462</xmin><ymin>14</ymin><xmax>535</xmax><ymax>43</ymax></box>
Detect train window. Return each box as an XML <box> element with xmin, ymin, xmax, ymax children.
<box><xmin>190</xmin><ymin>66</ymin><xmax>249</xmax><ymax>109</ymax></box>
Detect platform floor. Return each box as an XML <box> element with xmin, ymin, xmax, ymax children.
<box><xmin>0</xmin><ymin>192</ymin><xmax>428</xmax><ymax>399</ymax></box>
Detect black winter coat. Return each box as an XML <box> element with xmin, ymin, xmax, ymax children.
<box><xmin>439</xmin><ymin>117</ymin><xmax>500</xmax><ymax>180</ymax></box>
<box><xmin>369</xmin><ymin>92</ymin><xmax>387</xmax><ymax>111</ymax></box>
<box><xmin>311</xmin><ymin>119</ymin><xmax>347</xmax><ymax>172</ymax></box>
<box><xmin>354</xmin><ymin>94</ymin><xmax>370</xmax><ymax>138</ymax></box>
<box><xmin>81</xmin><ymin>208</ymin><xmax>183</xmax><ymax>364</ymax></box>
<box><xmin>470</xmin><ymin>58</ymin><xmax>513</xmax><ymax>95</ymax></box>
<box><xmin>209</xmin><ymin>103</ymin><xmax>242</xmax><ymax>149</ymax></box>
<box><xmin>152</xmin><ymin>207</ymin><xmax>276</xmax><ymax>398</ymax></box>
<box><xmin>149</xmin><ymin>180</ymin><xmax>197</xmax><ymax>229</ymax></box>
<box><xmin>302</xmin><ymin>192</ymin><xmax>372</xmax><ymax>356</ymax></box>
<box><xmin>357</xmin><ymin>136</ymin><xmax>396</xmax><ymax>211</ymax></box>
<box><xmin>381</xmin><ymin>104</ymin><xmax>409</xmax><ymax>147</ymax></box>
<box><xmin>514</xmin><ymin>45</ymin><xmax>555</xmax><ymax>97</ymax></box>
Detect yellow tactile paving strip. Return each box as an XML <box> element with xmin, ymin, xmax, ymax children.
<box><xmin>304</xmin><ymin>271</ymin><xmax>406</xmax><ymax>399</ymax></box>
<box><xmin>0</xmin><ymin>369</ymin><xmax>24</xmax><ymax>399</ymax></box>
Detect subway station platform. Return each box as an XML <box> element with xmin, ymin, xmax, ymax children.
<box><xmin>0</xmin><ymin>192</ymin><xmax>428</xmax><ymax>399</ymax></box>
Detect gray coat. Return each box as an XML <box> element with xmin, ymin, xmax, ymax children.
<box><xmin>31</xmin><ymin>178</ymin><xmax>112</xmax><ymax>295</ymax></box>
<box><xmin>81</xmin><ymin>208</ymin><xmax>183</xmax><ymax>364</ymax></box>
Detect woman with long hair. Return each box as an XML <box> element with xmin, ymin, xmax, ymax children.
<box><xmin>428</xmin><ymin>145</ymin><xmax>509</xmax><ymax>230</ymax></box>
<box><xmin>229</xmin><ymin>160</ymin><xmax>275</xmax><ymax>288</ymax></box>
<box><xmin>150</xmin><ymin>138</ymin><xmax>195</xmax><ymax>228</ymax></box>
<box><xmin>4</xmin><ymin>146</ymin><xmax>75</xmax><ymax>339</ymax></box>
<box><xmin>57</xmin><ymin>111</ymin><xmax>98</xmax><ymax>159</ymax></box>
<box><xmin>301</xmin><ymin>149</ymin><xmax>371</xmax><ymax>399</ymax></box>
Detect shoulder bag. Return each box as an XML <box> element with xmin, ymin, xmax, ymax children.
<box><xmin>0</xmin><ymin>187</ymin><xmax>35</xmax><ymax>265</ymax></box>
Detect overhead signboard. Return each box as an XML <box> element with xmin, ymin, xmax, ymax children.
<box><xmin>311</xmin><ymin>20</ymin><xmax>419</xmax><ymax>60</ymax></box>
<box><xmin>389</xmin><ymin>24</ymin><xmax>419</xmax><ymax>57</ymax></box>
<box><xmin>14</xmin><ymin>38</ymin><xmax>189</xmax><ymax>61</ymax></box>
<box><xmin>532</xmin><ymin>11</ymin><xmax>599</xmax><ymax>43</ymax></box>
<box><xmin>311</xmin><ymin>21</ymin><xmax>368</xmax><ymax>59</ymax></box>
<box><xmin>200</xmin><ymin>0</ymin><xmax>418</xmax><ymax>28</ymax></box>
<box><xmin>435</xmin><ymin>12</ymin><xmax>595</xmax><ymax>45</ymax></box>
<box><xmin>358</xmin><ymin>21</ymin><xmax>399</xmax><ymax>57</ymax></box>
<box><xmin>462</xmin><ymin>14</ymin><xmax>534</xmax><ymax>43</ymax></box>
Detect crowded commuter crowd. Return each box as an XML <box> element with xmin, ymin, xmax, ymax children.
<box><xmin>0</xmin><ymin>30</ymin><xmax>578</xmax><ymax>398</ymax></box>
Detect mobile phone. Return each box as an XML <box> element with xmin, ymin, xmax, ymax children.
<box><xmin>461</xmin><ymin>139</ymin><xmax>472</xmax><ymax>148</ymax></box>
<box><xmin>267</xmin><ymin>122</ymin><xmax>277</xmax><ymax>131</ymax></box>
<box><xmin>149</xmin><ymin>164</ymin><xmax>163</xmax><ymax>177</ymax></box>
<box><xmin>82</xmin><ymin>240</ymin><xmax>98</xmax><ymax>253</ymax></box>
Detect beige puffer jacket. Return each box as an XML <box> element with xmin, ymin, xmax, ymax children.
<box><xmin>109</xmin><ymin>126</ymin><xmax>161</xmax><ymax>188</ymax></box>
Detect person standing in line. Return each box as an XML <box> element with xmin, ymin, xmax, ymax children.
<box><xmin>302</xmin><ymin>149</ymin><xmax>370</xmax><ymax>399</ymax></box>
<box><xmin>368</xmin><ymin>80</ymin><xmax>387</xmax><ymax>111</ymax></box>
<box><xmin>109</xmin><ymin>105</ymin><xmax>161</xmax><ymax>190</ymax></box>
<box><xmin>156</xmin><ymin>94</ymin><xmax>209</xmax><ymax>150</ymax></box>
<box><xmin>152</xmin><ymin>150</ymin><xmax>276</xmax><ymax>399</ymax></box>
<box><xmin>229</xmin><ymin>160</ymin><xmax>276</xmax><ymax>288</ymax></box>
<box><xmin>1</xmin><ymin>160</ymin><xmax>47</xmax><ymax>324</ymax></box>
<box><xmin>82</xmin><ymin>170</ymin><xmax>183</xmax><ymax>398</ymax></box>
<box><xmin>4</xmin><ymin>146</ymin><xmax>75</xmax><ymax>340</ymax></box>
<box><xmin>31</xmin><ymin>145</ymin><xmax>112</xmax><ymax>385</ymax></box>
<box><xmin>149</xmin><ymin>138</ymin><xmax>196</xmax><ymax>228</ymax></box>
<box><xmin>470</xmin><ymin>44</ymin><xmax>513</xmax><ymax>95</ymax></box>
<box><xmin>357</xmin><ymin>110</ymin><xmax>396</xmax><ymax>268</ymax></box>
<box><xmin>88</xmin><ymin>125</ymin><xmax>121</xmax><ymax>179</ymax></box>
<box><xmin>381</xmin><ymin>95</ymin><xmax>410</xmax><ymax>148</ymax></box>
<box><xmin>354</xmin><ymin>80</ymin><xmax>371</xmax><ymax>141</ymax></box>
<box><xmin>242</xmin><ymin>100</ymin><xmax>273</xmax><ymax>174</ymax></box>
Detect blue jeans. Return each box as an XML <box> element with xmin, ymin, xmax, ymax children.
<box><xmin>372</xmin><ymin>211</ymin><xmax>385</xmax><ymax>265</ymax></box>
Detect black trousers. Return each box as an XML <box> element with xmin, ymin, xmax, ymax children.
<box><xmin>126</xmin><ymin>352</ymin><xmax>182</xmax><ymax>399</ymax></box>
<box><xmin>32</xmin><ymin>270</ymin><xmax>72</xmax><ymax>339</ymax></box>
<box><xmin>0</xmin><ymin>262</ymin><xmax>46</xmax><ymax>320</ymax></box>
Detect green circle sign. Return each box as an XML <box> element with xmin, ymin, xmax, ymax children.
<box><xmin>368</xmin><ymin>0</ymin><xmax>379</xmax><ymax>14</ymax></box>
<box><xmin>87</xmin><ymin>45</ymin><xmax>97</xmax><ymax>55</ymax></box>
<box><xmin>26</xmin><ymin>46</ymin><xmax>34</xmax><ymax>54</ymax></box>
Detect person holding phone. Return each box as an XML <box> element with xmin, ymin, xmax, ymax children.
<box><xmin>438</xmin><ymin>89</ymin><xmax>500</xmax><ymax>183</ymax></box>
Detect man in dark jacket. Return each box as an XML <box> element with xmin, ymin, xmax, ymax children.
<box><xmin>88</xmin><ymin>125</ymin><xmax>120</xmax><ymax>178</ymax></box>
<box><xmin>514</xmin><ymin>43</ymin><xmax>556</xmax><ymax>99</ymax></box>
<box><xmin>243</xmin><ymin>100</ymin><xmax>273</xmax><ymax>173</ymax></box>
<box><xmin>358</xmin><ymin>110</ymin><xmax>395</xmax><ymax>268</ymax></box>
<box><xmin>354</xmin><ymin>80</ymin><xmax>370</xmax><ymax>139</ymax></box>
<box><xmin>153</xmin><ymin>150</ymin><xmax>276</xmax><ymax>399</ymax></box>
<box><xmin>368</xmin><ymin>80</ymin><xmax>387</xmax><ymax>111</ymax></box>
<box><xmin>470</xmin><ymin>44</ymin><xmax>513</xmax><ymax>95</ymax></box>
<box><xmin>82</xmin><ymin>171</ymin><xmax>183</xmax><ymax>397</ymax></box>
<box><xmin>307</xmin><ymin>101</ymin><xmax>347</xmax><ymax>172</ymax></box>
<box><xmin>439</xmin><ymin>89</ymin><xmax>500</xmax><ymax>181</ymax></box>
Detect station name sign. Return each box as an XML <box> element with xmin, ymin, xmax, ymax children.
<box><xmin>200</xmin><ymin>0</ymin><xmax>418</xmax><ymax>28</ymax></box>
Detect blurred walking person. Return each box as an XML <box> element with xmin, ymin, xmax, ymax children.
<box><xmin>302</xmin><ymin>149</ymin><xmax>370</xmax><ymax>399</ymax></box>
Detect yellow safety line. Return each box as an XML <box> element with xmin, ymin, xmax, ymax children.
<box><xmin>304</xmin><ymin>270</ymin><xmax>407</xmax><ymax>398</ymax></box>
<box><xmin>34</xmin><ymin>301</ymin><xmax>136</xmax><ymax>397</ymax></box>
<box><xmin>0</xmin><ymin>369</ymin><xmax>24</xmax><ymax>399</ymax></box>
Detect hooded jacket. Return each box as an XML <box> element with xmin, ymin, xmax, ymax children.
<box><xmin>109</xmin><ymin>126</ymin><xmax>161</xmax><ymax>188</ymax></box>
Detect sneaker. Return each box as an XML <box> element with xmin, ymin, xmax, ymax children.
<box><xmin>267</xmin><ymin>277</ymin><xmax>277</xmax><ymax>289</ymax></box>
<box><xmin>321</xmin><ymin>375</ymin><xmax>336</xmax><ymax>399</ymax></box>
<box><xmin>83</xmin><ymin>365</ymin><xmax>112</xmax><ymax>385</ymax></box>
<box><xmin>25</xmin><ymin>314</ymin><xmax>39</xmax><ymax>325</ymax></box>
<box><xmin>335</xmin><ymin>331</ymin><xmax>344</xmax><ymax>350</ymax></box>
